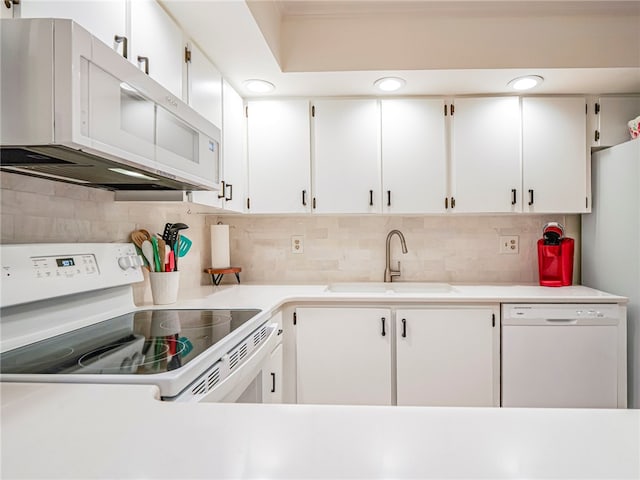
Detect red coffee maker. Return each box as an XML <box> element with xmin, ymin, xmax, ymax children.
<box><xmin>537</xmin><ymin>222</ymin><xmax>574</xmax><ymax>287</ymax></box>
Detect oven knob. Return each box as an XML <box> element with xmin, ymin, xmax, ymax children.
<box><xmin>118</xmin><ymin>256</ymin><xmax>134</xmax><ymax>270</ymax></box>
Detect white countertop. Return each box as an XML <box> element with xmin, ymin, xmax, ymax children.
<box><xmin>168</xmin><ymin>283</ymin><xmax>628</xmax><ymax>314</ymax></box>
<box><xmin>1</xmin><ymin>283</ymin><xmax>633</xmax><ymax>479</ymax></box>
<box><xmin>1</xmin><ymin>382</ymin><xmax>639</xmax><ymax>479</ymax></box>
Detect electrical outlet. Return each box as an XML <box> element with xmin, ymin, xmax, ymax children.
<box><xmin>499</xmin><ymin>235</ymin><xmax>519</xmax><ymax>254</ymax></box>
<box><xmin>291</xmin><ymin>235</ymin><xmax>304</xmax><ymax>254</ymax></box>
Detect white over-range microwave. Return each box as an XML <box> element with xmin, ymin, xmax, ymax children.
<box><xmin>0</xmin><ymin>18</ymin><xmax>220</xmax><ymax>191</ymax></box>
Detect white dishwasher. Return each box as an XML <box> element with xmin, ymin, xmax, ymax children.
<box><xmin>501</xmin><ymin>304</ymin><xmax>626</xmax><ymax>408</ymax></box>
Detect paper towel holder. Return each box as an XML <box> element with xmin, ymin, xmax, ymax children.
<box><xmin>204</xmin><ymin>266</ymin><xmax>242</xmax><ymax>286</ymax></box>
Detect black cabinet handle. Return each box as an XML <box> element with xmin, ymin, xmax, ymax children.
<box><xmin>511</xmin><ymin>188</ymin><xmax>517</xmax><ymax>206</ymax></box>
<box><xmin>381</xmin><ymin>317</ymin><xmax>386</xmax><ymax>336</ymax></box>
<box><xmin>369</xmin><ymin>190</ymin><xmax>374</xmax><ymax>206</ymax></box>
<box><xmin>137</xmin><ymin>56</ymin><xmax>150</xmax><ymax>74</ymax></box>
<box><xmin>528</xmin><ymin>189</ymin><xmax>534</xmax><ymax>206</ymax></box>
<box><xmin>114</xmin><ymin>35</ymin><xmax>128</xmax><ymax>59</ymax></box>
<box><xmin>225</xmin><ymin>184</ymin><xmax>233</xmax><ymax>201</ymax></box>
<box><xmin>302</xmin><ymin>189</ymin><xmax>307</xmax><ymax>206</ymax></box>
<box><xmin>387</xmin><ymin>190</ymin><xmax>391</xmax><ymax>207</ymax></box>
<box><xmin>270</xmin><ymin>372</ymin><xmax>276</xmax><ymax>393</ymax></box>
<box><xmin>402</xmin><ymin>318</ymin><xmax>407</xmax><ymax>338</ymax></box>
<box><xmin>218</xmin><ymin>180</ymin><xmax>226</xmax><ymax>199</ymax></box>
<box><xmin>451</xmin><ymin>197</ymin><xmax>456</xmax><ymax>209</ymax></box>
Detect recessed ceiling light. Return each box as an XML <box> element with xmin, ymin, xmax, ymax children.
<box><xmin>243</xmin><ymin>79</ymin><xmax>275</xmax><ymax>93</ymax></box>
<box><xmin>507</xmin><ymin>75</ymin><xmax>544</xmax><ymax>91</ymax></box>
<box><xmin>374</xmin><ymin>77</ymin><xmax>406</xmax><ymax>92</ymax></box>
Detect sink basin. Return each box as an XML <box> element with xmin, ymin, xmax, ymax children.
<box><xmin>389</xmin><ymin>282</ymin><xmax>454</xmax><ymax>293</ymax></box>
<box><xmin>326</xmin><ymin>282</ymin><xmax>454</xmax><ymax>294</ymax></box>
<box><xmin>325</xmin><ymin>282</ymin><xmax>390</xmax><ymax>293</ymax></box>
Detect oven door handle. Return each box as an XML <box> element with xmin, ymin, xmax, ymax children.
<box><xmin>182</xmin><ymin>323</ymin><xmax>280</xmax><ymax>403</ymax></box>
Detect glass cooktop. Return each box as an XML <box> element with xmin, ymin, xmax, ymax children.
<box><xmin>0</xmin><ymin>309</ymin><xmax>261</xmax><ymax>376</ymax></box>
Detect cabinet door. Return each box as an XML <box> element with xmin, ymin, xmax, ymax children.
<box><xmin>595</xmin><ymin>96</ymin><xmax>640</xmax><ymax>147</ymax></box>
<box><xmin>451</xmin><ymin>97</ymin><xmax>521</xmax><ymax>213</ymax></box>
<box><xmin>381</xmin><ymin>99</ymin><xmax>447</xmax><ymax>213</ymax></box>
<box><xmin>313</xmin><ymin>99</ymin><xmax>380</xmax><ymax>213</ymax></box>
<box><xmin>221</xmin><ymin>80</ymin><xmax>245</xmax><ymax>212</ymax></box>
<box><xmin>130</xmin><ymin>0</ymin><xmax>183</xmax><ymax>97</ymax></box>
<box><xmin>262</xmin><ymin>343</ymin><xmax>284</xmax><ymax>404</ymax></box>
<box><xmin>247</xmin><ymin>100</ymin><xmax>311</xmax><ymax>213</ymax></box>
<box><xmin>522</xmin><ymin>97</ymin><xmax>588</xmax><ymax>213</ymax></box>
<box><xmin>396</xmin><ymin>306</ymin><xmax>499</xmax><ymax>407</ymax></box>
<box><xmin>296</xmin><ymin>307</ymin><xmax>392</xmax><ymax>405</ymax></box>
<box><xmin>186</xmin><ymin>41</ymin><xmax>222</xmax><ymax>128</ymax></box>
<box><xmin>17</xmin><ymin>0</ymin><xmax>126</xmax><ymax>49</ymax></box>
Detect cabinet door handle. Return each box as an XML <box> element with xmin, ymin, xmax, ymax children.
<box><xmin>302</xmin><ymin>189</ymin><xmax>307</xmax><ymax>206</ymax></box>
<box><xmin>402</xmin><ymin>318</ymin><xmax>407</xmax><ymax>338</ymax></box>
<box><xmin>511</xmin><ymin>188</ymin><xmax>517</xmax><ymax>206</ymax></box>
<box><xmin>270</xmin><ymin>372</ymin><xmax>276</xmax><ymax>393</ymax></box>
<box><xmin>225</xmin><ymin>184</ymin><xmax>233</xmax><ymax>201</ymax></box>
<box><xmin>218</xmin><ymin>180</ymin><xmax>226</xmax><ymax>199</ymax></box>
<box><xmin>369</xmin><ymin>190</ymin><xmax>374</xmax><ymax>206</ymax></box>
<box><xmin>528</xmin><ymin>189</ymin><xmax>534</xmax><ymax>206</ymax></box>
<box><xmin>381</xmin><ymin>317</ymin><xmax>386</xmax><ymax>337</ymax></box>
<box><xmin>387</xmin><ymin>190</ymin><xmax>391</xmax><ymax>207</ymax></box>
<box><xmin>137</xmin><ymin>56</ymin><xmax>150</xmax><ymax>75</ymax></box>
<box><xmin>114</xmin><ymin>35</ymin><xmax>128</xmax><ymax>59</ymax></box>
<box><xmin>451</xmin><ymin>196</ymin><xmax>456</xmax><ymax>209</ymax></box>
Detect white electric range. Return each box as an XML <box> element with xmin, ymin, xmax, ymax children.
<box><xmin>0</xmin><ymin>243</ymin><xmax>279</xmax><ymax>402</ymax></box>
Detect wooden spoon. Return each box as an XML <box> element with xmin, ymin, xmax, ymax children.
<box><xmin>130</xmin><ymin>230</ymin><xmax>147</xmax><ymax>249</ymax></box>
<box><xmin>157</xmin><ymin>237</ymin><xmax>166</xmax><ymax>272</ymax></box>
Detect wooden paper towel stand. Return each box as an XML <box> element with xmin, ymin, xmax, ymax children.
<box><xmin>204</xmin><ymin>267</ymin><xmax>242</xmax><ymax>286</ymax></box>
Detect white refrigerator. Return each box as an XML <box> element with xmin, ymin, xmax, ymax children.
<box><xmin>582</xmin><ymin>138</ymin><xmax>640</xmax><ymax>408</ymax></box>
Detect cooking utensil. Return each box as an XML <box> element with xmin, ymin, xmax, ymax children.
<box><xmin>150</xmin><ymin>236</ymin><xmax>161</xmax><ymax>273</ymax></box>
<box><xmin>130</xmin><ymin>230</ymin><xmax>147</xmax><ymax>249</ymax></box>
<box><xmin>177</xmin><ymin>234</ymin><xmax>192</xmax><ymax>257</ymax></box>
<box><xmin>157</xmin><ymin>238</ymin><xmax>167</xmax><ymax>272</ymax></box>
<box><xmin>167</xmin><ymin>251</ymin><xmax>175</xmax><ymax>272</ymax></box>
<box><xmin>141</xmin><ymin>240</ymin><xmax>156</xmax><ymax>272</ymax></box>
<box><xmin>162</xmin><ymin>222</ymin><xmax>190</xmax><ymax>252</ymax></box>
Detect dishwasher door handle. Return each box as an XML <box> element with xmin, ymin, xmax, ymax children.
<box><xmin>545</xmin><ymin>318</ymin><xmax>578</xmax><ymax>324</ymax></box>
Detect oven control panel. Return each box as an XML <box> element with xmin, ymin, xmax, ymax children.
<box><xmin>1</xmin><ymin>243</ymin><xmax>145</xmax><ymax>308</ymax></box>
<box><xmin>31</xmin><ymin>254</ymin><xmax>99</xmax><ymax>279</ymax></box>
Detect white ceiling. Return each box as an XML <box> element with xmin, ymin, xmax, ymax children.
<box><xmin>161</xmin><ymin>0</ymin><xmax>640</xmax><ymax>98</ymax></box>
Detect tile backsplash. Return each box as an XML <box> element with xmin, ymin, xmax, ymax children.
<box><xmin>0</xmin><ymin>172</ymin><xmax>211</xmax><ymax>304</ymax></box>
<box><xmin>1</xmin><ymin>172</ymin><xmax>581</xmax><ymax>299</ymax></box>
<box><xmin>214</xmin><ymin>213</ymin><xmax>581</xmax><ymax>285</ymax></box>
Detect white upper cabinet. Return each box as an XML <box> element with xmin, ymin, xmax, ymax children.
<box><xmin>130</xmin><ymin>0</ymin><xmax>183</xmax><ymax>97</ymax></box>
<box><xmin>220</xmin><ymin>80</ymin><xmax>246</xmax><ymax>212</ymax></box>
<box><xmin>247</xmin><ymin>100</ymin><xmax>311</xmax><ymax>214</ymax></box>
<box><xmin>450</xmin><ymin>97</ymin><xmax>521</xmax><ymax>213</ymax></box>
<box><xmin>312</xmin><ymin>99</ymin><xmax>380</xmax><ymax>213</ymax></box>
<box><xmin>522</xmin><ymin>96</ymin><xmax>588</xmax><ymax>213</ymax></box>
<box><xmin>15</xmin><ymin>0</ymin><xmax>126</xmax><ymax>50</ymax></box>
<box><xmin>381</xmin><ymin>99</ymin><xmax>447</xmax><ymax>214</ymax></box>
<box><xmin>185</xmin><ymin>41</ymin><xmax>222</xmax><ymax>128</ymax></box>
<box><xmin>593</xmin><ymin>96</ymin><xmax>640</xmax><ymax>147</ymax></box>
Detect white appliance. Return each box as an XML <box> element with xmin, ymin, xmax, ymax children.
<box><xmin>0</xmin><ymin>19</ymin><xmax>221</xmax><ymax>191</ymax></box>
<box><xmin>582</xmin><ymin>138</ymin><xmax>639</xmax><ymax>408</ymax></box>
<box><xmin>501</xmin><ymin>304</ymin><xmax>627</xmax><ymax>408</ymax></box>
<box><xmin>0</xmin><ymin>243</ymin><xmax>280</xmax><ymax>403</ymax></box>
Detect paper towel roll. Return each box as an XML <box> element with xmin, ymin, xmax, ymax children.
<box><xmin>210</xmin><ymin>225</ymin><xmax>231</xmax><ymax>268</ymax></box>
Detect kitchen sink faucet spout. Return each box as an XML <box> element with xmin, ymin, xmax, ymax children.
<box><xmin>384</xmin><ymin>230</ymin><xmax>408</xmax><ymax>282</ymax></box>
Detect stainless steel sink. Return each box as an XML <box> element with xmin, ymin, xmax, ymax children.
<box><xmin>326</xmin><ymin>282</ymin><xmax>454</xmax><ymax>294</ymax></box>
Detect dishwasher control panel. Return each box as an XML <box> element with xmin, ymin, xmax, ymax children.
<box><xmin>501</xmin><ymin>303</ymin><xmax>622</xmax><ymax>325</ymax></box>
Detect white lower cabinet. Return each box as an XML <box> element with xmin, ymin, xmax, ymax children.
<box><xmin>396</xmin><ymin>306</ymin><xmax>500</xmax><ymax>407</ymax></box>
<box><xmin>262</xmin><ymin>343</ymin><xmax>283</xmax><ymax>403</ymax></box>
<box><xmin>295</xmin><ymin>307</ymin><xmax>392</xmax><ymax>405</ymax></box>
<box><xmin>295</xmin><ymin>305</ymin><xmax>499</xmax><ymax>407</ymax></box>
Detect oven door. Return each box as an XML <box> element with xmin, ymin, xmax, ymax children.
<box><xmin>174</xmin><ymin>323</ymin><xmax>281</xmax><ymax>404</ymax></box>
